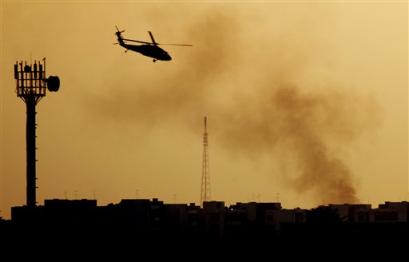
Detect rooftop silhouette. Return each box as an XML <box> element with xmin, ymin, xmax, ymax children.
<box><xmin>3</xmin><ymin>199</ymin><xmax>408</xmax><ymax>245</ymax></box>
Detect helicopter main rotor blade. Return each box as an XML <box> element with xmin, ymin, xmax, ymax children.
<box><xmin>122</xmin><ymin>38</ymin><xmax>152</xmax><ymax>44</ymax></box>
<box><xmin>148</xmin><ymin>31</ymin><xmax>157</xmax><ymax>45</ymax></box>
<box><xmin>157</xmin><ymin>43</ymin><xmax>193</xmax><ymax>47</ymax></box>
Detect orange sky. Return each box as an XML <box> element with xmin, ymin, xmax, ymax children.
<box><xmin>0</xmin><ymin>1</ymin><xmax>407</xmax><ymax>218</ymax></box>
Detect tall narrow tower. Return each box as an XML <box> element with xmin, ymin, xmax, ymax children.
<box><xmin>13</xmin><ymin>58</ymin><xmax>60</xmax><ymax>207</ymax></box>
<box><xmin>200</xmin><ymin>116</ymin><xmax>211</xmax><ymax>205</ymax></box>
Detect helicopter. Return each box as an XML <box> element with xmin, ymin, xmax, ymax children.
<box><xmin>114</xmin><ymin>26</ymin><xmax>192</xmax><ymax>62</ymax></box>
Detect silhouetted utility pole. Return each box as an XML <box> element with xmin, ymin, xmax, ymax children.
<box><xmin>14</xmin><ymin>58</ymin><xmax>60</xmax><ymax>207</ymax></box>
<box><xmin>200</xmin><ymin>116</ymin><xmax>211</xmax><ymax>205</ymax></box>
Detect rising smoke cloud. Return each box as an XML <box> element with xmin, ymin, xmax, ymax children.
<box><xmin>88</xmin><ymin>7</ymin><xmax>378</xmax><ymax>204</ymax></box>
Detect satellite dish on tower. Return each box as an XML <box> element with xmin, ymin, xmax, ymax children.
<box><xmin>47</xmin><ymin>76</ymin><xmax>60</xmax><ymax>92</ymax></box>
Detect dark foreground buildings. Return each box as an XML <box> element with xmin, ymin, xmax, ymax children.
<box><xmin>3</xmin><ymin>199</ymin><xmax>408</xmax><ymax>247</ymax></box>
<box><xmin>1</xmin><ymin>199</ymin><xmax>407</xmax><ymax>260</ymax></box>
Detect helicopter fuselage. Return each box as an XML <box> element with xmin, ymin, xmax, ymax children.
<box><xmin>122</xmin><ymin>43</ymin><xmax>172</xmax><ymax>61</ymax></box>
<box><xmin>114</xmin><ymin>28</ymin><xmax>191</xmax><ymax>62</ymax></box>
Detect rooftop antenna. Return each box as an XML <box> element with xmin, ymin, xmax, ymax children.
<box><xmin>13</xmin><ymin>58</ymin><xmax>60</xmax><ymax>207</ymax></box>
<box><xmin>173</xmin><ymin>193</ymin><xmax>177</xmax><ymax>203</ymax></box>
<box><xmin>200</xmin><ymin>116</ymin><xmax>211</xmax><ymax>206</ymax></box>
<box><xmin>135</xmin><ymin>189</ymin><xmax>139</xmax><ymax>199</ymax></box>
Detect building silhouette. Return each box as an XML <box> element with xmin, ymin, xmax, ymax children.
<box><xmin>7</xmin><ymin>199</ymin><xmax>409</xmax><ymax>245</ymax></box>
<box><xmin>2</xmin><ymin>199</ymin><xmax>408</xmax><ymax>259</ymax></box>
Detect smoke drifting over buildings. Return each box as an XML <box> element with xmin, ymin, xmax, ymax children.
<box><xmin>89</xmin><ymin>8</ymin><xmax>379</xmax><ymax>205</ymax></box>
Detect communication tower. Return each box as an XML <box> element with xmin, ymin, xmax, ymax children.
<box><xmin>200</xmin><ymin>116</ymin><xmax>211</xmax><ymax>205</ymax></box>
<box><xmin>13</xmin><ymin>58</ymin><xmax>60</xmax><ymax>207</ymax></box>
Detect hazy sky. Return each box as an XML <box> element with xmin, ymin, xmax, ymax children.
<box><xmin>0</xmin><ymin>1</ymin><xmax>407</xmax><ymax>218</ymax></box>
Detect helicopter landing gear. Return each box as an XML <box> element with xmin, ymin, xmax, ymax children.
<box><xmin>153</xmin><ymin>59</ymin><xmax>157</xmax><ymax>63</ymax></box>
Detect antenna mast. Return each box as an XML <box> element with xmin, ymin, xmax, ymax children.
<box><xmin>13</xmin><ymin>58</ymin><xmax>60</xmax><ymax>207</ymax></box>
<box><xmin>200</xmin><ymin>116</ymin><xmax>211</xmax><ymax>205</ymax></box>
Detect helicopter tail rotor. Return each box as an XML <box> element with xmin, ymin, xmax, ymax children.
<box><xmin>115</xmin><ymin>25</ymin><xmax>125</xmax><ymax>34</ymax></box>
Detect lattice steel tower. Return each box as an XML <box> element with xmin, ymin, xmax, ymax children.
<box><xmin>13</xmin><ymin>58</ymin><xmax>60</xmax><ymax>207</ymax></box>
<box><xmin>200</xmin><ymin>116</ymin><xmax>211</xmax><ymax>205</ymax></box>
